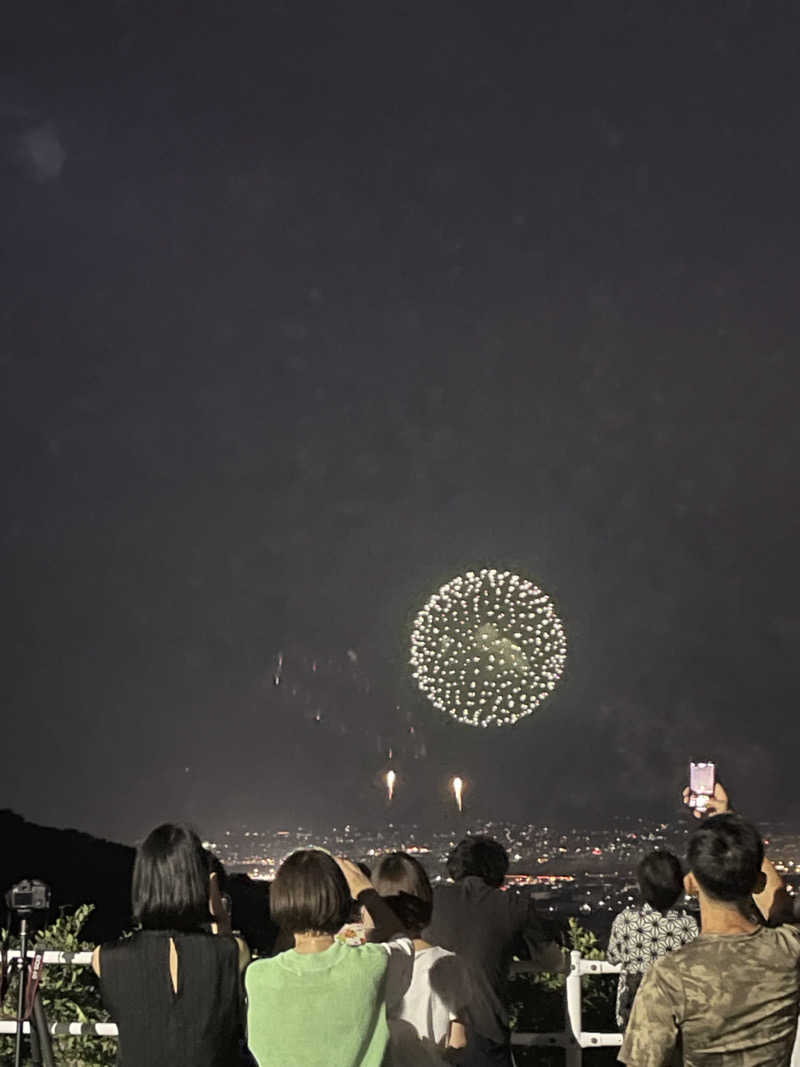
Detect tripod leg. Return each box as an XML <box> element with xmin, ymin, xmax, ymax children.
<box><xmin>14</xmin><ymin>920</ymin><xmax>28</xmax><ymax>1067</ymax></box>
<box><xmin>32</xmin><ymin>993</ymin><xmax>55</xmax><ymax>1067</ymax></box>
<box><xmin>29</xmin><ymin>1013</ymin><xmax>42</xmax><ymax>1066</ymax></box>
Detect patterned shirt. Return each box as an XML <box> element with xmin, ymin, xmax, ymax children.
<box><xmin>607</xmin><ymin>903</ymin><xmax>698</xmax><ymax>1027</ymax></box>
<box><xmin>619</xmin><ymin>924</ymin><xmax>800</xmax><ymax>1067</ymax></box>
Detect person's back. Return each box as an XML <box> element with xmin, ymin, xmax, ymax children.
<box><xmin>245</xmin><ymin>850</ymin><xmax>413</xmax><ymax>1067</ymax></box>
<box><xmin>426</xmin><ymin>876</ymin><xmax>522</xmax><ymax>1043</ymax></box>
<box><xmin>398</xmin><ymin>944</ymin><xmax>469</xmax><ymax>1048</ymax></box>
<box><xmin>246</xmin><ymin>939</ymin><xmax>396</xmax><ymax>1067</ymax></box>
<box><xmin>424</xmin><ymin>837</ymin><xmax>564</xmax><ymax>1064</ymax></box>
<box><xmin>621</xmin><ymin>811</ymin><xmax>800</xmax><ymax>1067</ymax></box>
<box><xmin>620</xmin><ymin>923</ymin><xmax>800</xmax><ymax>1065</ymax></box>
<box><xmin>607</xmin><ymin>850</ymin><xmax>699</xmax><ymax>1029</ymax></box>
<box><xmin>94</xmin><ymin>823</ymin><xmax>246</xmax><ymax>1067</ymax></box>
<box><xmin>101</xmin><ymin>929</ymin><xmax>242</xmax><ymax>1067</ymax></box>
<box><xmin>372</xmin><ymin>851</ymin><xmax>470</xmax><ymax>1059</ymax></box>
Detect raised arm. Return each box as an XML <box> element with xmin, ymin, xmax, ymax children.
<box><xmin>521</xmin><ymin>896</ymin><xmax>569</xmax><ymax>973</ymax></box>
<box><xmin>753</xmin><ymin>856</ymin><xmax>794</xmax><ymax>925</ymax></box>
<box><xmin>682</xmin><ymin>778</ymin><xmax>793</xmax><ymax>924</ymax></box>
<box><xmin>335</xmin><ymin>857</ymin><xmax>404</xmax><ymax>942</ymax></box>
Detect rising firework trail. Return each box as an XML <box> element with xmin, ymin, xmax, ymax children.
<box><xmin>451</xmin><ymin>776</ymin><xmax>464</xmax><ymax>812</ymax></box>
<box><xmin>385</xmin><ymin>769</ymin><xmax>396</xmax><ymax>802</ymax></box>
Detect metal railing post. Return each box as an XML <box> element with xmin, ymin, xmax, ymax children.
<box><xmin>564</xmin><ymin>949</ymin><xmax>582</xmax><ymax>1067</ymax></box>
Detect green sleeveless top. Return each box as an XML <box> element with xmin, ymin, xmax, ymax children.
<box><xmin>246</xmin><ymin>940</ymin><xmax>395</xmax><ymax>1067</ymax></box>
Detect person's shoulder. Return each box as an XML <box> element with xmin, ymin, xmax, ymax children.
<box><xmin>646</xmin><ymin>937</ymin><xmax>699</xmax><ymax>977</ymax></box>
<box><xmin>374</xmin><ymin>935</ymin><xmax>414</xmax><ymax>956</ymax></box>
<box><xmin>763</xmin><ymin>922</ymin><xmax>800</xmax><ymax>956</ymax></box>
<box><xmin>353</xmin><ymin>937</ymin><xmax>412</xmax><ymax>971</ymax></box>
<box><xmin>432</xmin><ymin>882</ymin><xmax>459</xmax><ymax>899</ymax></box>
<box><xmin>203</xmin><ymin>931</ymin><xmax>240</xmax><ymax>957</ymax></box>
<box><xmin>99</xmin><ymin>930</ymin><xmax>143</xmax><ymax>960</ymax></box>
<box><xmin>416</xmin><ymin>944</ymin><xmax>458</xmax><ymax>966</ymax></box>
<box><xmin>663</xmin><ymin>908</ymin><xmax>699</xmax><ymax>928</ymax></box>
<box><xmin>613</xmin><ymin>905</ymin><xmax>639</xmax><ymax>923</ymax></box>
<box><xmin>245</xmin><ymin>953</ymin><xmax>279</xmax><ymax>974</ymax></box>
<box><xmin>244</xmin><ymin>951</ymin><xmax>288</xmax><ymax>991</ymax></box>
<box><xmin>428</xmin><ymin>944</ymin><xmax>457</xmax><ymax>959</ymax></box>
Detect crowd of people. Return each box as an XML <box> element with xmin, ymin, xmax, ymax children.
<box><xmin>85</xmin><ymin>773</ymin><xmax>800</xmax><ymax>1066</ymax></box>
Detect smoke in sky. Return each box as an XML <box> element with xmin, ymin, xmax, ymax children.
<box><xmin>16</xmin><ymin>120</ymin><xmax>66</xmax><ymax>182</ymax></box>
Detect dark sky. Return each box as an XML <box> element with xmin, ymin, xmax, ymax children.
<box><xmin>3</xmin><ymin>1</ymin><xmax>800</xmax><ymax>844</ymax></box>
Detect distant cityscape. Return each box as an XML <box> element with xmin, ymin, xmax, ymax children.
<box><xmin>206</xmin><ymin>818</ymin><xmax>800</xmax><ymax>938</ymax></box>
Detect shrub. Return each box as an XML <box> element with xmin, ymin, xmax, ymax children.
<box><xmin>1</xmin><ymin>905</ymin><xmax>116</xmax><ymax>1067</ymax></box>
<box><xmin>509</xmin><ymin>918</ymin><xmax>618</xmax><ymax>1067</ymax></box>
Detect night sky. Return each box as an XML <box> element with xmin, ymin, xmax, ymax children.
<box><xmin>3</xmin><ymin>2</ymin><xmax>800</xmax><ymax>844</ymax></box>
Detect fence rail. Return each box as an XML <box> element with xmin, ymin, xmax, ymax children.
<box><xmin>2</xmin><ymin>948</ymin><xmax>624</xmax><ymax>1059</ymax></box>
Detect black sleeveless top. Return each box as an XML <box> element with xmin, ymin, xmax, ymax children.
<box><xmin>100</xmin><ymin>929</ymin><xmax>243</xmax><ymax>1067</ymax></box>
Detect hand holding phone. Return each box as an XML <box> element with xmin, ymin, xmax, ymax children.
<box><xmin>682</xmin><ymin>765</ymin><xmax>730</xmax><ymax>819</ymax></box>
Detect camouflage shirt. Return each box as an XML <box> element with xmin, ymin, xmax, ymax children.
<box><xmin>619</xmin><ymin>924</ymin><xmax>800</xmax><ymax>1067</ymax></box>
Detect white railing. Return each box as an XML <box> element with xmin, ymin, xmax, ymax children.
<box><xmin>1</xmin><ymin>948</ymin><xmax>623</xmax><ymax>1061</ymax></box>
<box><xmin>510</xmin><ymin>950</ymin><xmax>622</xmax><ymax>1065</ymax></box>
<box><xmin>0</xmin><ymin>951</ymin><xmax>119</xmax><ymax>1038</ymax></box>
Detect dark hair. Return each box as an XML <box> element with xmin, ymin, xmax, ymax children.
<box><xmin>373</xmin><ymin>852</ymin><xmax>433</xmax><ymax>933</ymax></box>
<box><xmin>446</xmin><ymin>836</ymin><xmax>509</xmax><ymax>888</ymax></box>
<box><xmin>133</xmin><ymin>824</ymin><xmax>210</xmax><ymax>931</ymax></box>
<box><xmin>687</xmin><ymin>813</ymin><xmax>764</xmax><ymax>902</ymax></box>
<box><xmin>637</xmin><ymin>850</ymin><xmax>684</xmax><ymax>912</ymax></box>
<box><xmin>270</xmin><ymin>850</ymin><xmax>351</xmax><ymax>935</ymax></box>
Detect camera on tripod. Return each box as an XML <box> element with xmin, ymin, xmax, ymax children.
<box><xmin>5</xmin><ymin>879</ymin><xmax>51</xmax><ymax>916</ymax></box>
<box><xmin>2</xmin><ymin>879</ymin><xmax>54</xmax><ymax>1067</ymax></box>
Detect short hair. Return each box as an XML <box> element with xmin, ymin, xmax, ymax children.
<box><xmin>687</xmin><ymin>813</ymin><xmax>764</xmax><ymax>902</ymax></box>
<box><xmin>373</xmin><ymin>852</ymin><xmax>433</xmax><ymax>933</ymax></box>
<box><xmin>446</xmin><ymin>836</ymin><xmax>509</xmax><ymax>888</ymax></box>
<box><xmin>270</xmin><ymin>850</ymin><xmax>351</xmax><ymax>935</ymax></box>
<box><xmin>133</xmin><ymin>824</ymin><xmax>210</xmax><ymax>931</ymax></box>
<box><xmin>637</xmin><ymin>850</ymin><xmax>684</xmax><ymax>912</ymax></box>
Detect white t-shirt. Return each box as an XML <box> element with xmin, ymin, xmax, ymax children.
<box><xmin>394</xmin><ymin>945</ymin><xmax>470</xmax><ymax>1045</ymax></box>
<box><xmin>378</xmin><ymin>937</ymin><xmax>416</xmax><ymax>1016</ymax></box>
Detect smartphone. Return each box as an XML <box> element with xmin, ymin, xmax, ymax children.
<box><xmin>689</xmin><ymin>761</ymin><xmax>715</xmax><ymax>810</ymax></box>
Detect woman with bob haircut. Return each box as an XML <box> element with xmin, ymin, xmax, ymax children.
<box><xmin>373</xmin><ymin>851</ymin><xmax>470</xmax><ymax>1057</ymax></box>
<box><xmin>92</xmin><ymin>823</ymin><xmax>249</xmax><ymax>1067</ymax></box>
<box><xmin>245</xmin><ymin>849</ymin><xmax>413</xmax><ymax>1067</ymax></box>
<box><xmin>607</xmin><ymin>849</ymin><xmax>698</xmax><ymax>1028</ymax></box>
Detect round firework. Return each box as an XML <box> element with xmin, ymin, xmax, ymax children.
<box><xmin>410</xmin><ymin>569</ymin><xmax>567</xmax><ymax>727</ymax></box>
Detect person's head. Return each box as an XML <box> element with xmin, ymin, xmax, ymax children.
<box><xmin>446</xmin><ymin>836</ymin><xmax>509</xmax><ymax>888</ymax></box>
<box><xmin>637</xmin><ymin>849</ymin><xmax>685</xmax><ymax>912</ymax></box>
<box><xmin>270</xmin><ymin>849</ymin><xmax>351</xmax><ymax>935</ymax></box>
<box><xmin>133</xmin><ymin>823</ymin><xmax>211</xmax><ymax>932</ymax></box>
<box><xmin>686</xmin><ymin>813</ymin><xmax>765</xmax><ymax>904</ymax></box>
<box><xmin>373</xmin><ymin>852</ymin><xmax>433</xmax><ymax>935</ymax></box>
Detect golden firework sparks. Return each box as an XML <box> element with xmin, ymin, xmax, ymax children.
<box><xmin>385</xmin><ymin>769</ymin><xmax>396</xmax><ymax>802</ymax></box>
